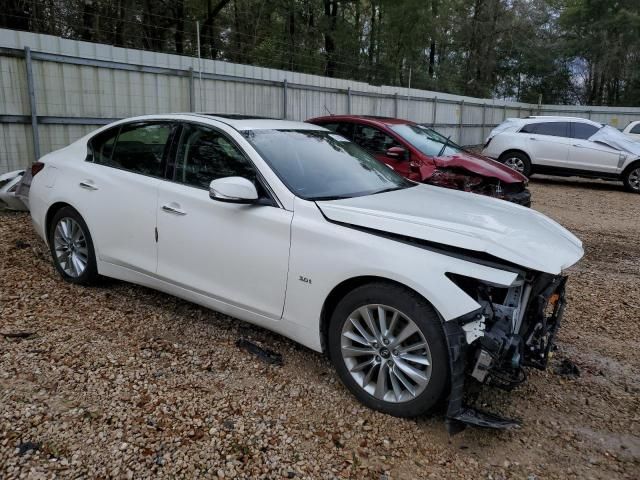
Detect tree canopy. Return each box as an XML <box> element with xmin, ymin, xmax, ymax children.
<box><xmin>2</xmin><ymin>0</ymin><xmax>639</xmax><ymax>106</ymax></box>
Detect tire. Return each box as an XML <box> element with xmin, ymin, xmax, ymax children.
<box><xmin>622</xmin><ymin>162</ymin><xmax>640</xmax><ymax>193</ymax></box>
<box><xmin>47</xmin><ymin>206</ymin><xmax>99</xmax><ymax>285</ymax></box>
<box><xmin>499</xmin><ymin>151</ymin><xmax>532</xmax><ymax>177</ymax></box>
<box><xmin>328</xmin><ymin>282</ymin><xmax>449</xmax><ymax>417</ymax></box>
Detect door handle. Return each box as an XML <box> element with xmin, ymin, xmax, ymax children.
<box><xmin>79</xmin><ymin>180</ymin><xmax>98</xmax><ymax>191</ymax></box>
<box><xmin>529</xmin><ymin>137</ymin><xmax>537</xmax><ymax>141</ymax></box>
<box><xmin>162</xmin><ymin>204</ymin><xmax>187</xmax><ymax>216</ymax></box>
<box><xmin>572</xmin><ymin>144</ymin><xmax>583</xmax><ymax>148</ymax></box>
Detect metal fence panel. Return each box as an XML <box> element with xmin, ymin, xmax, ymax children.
<box><xmin>1</xmin><ymin>28</ymin><xmax>640</xmax><ymax>173</ymax></box>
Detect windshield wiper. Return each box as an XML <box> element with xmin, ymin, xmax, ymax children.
<box><xmin>370</xmin><ymin>186</ymin><xmax>407</xmax><ymax>196</ymax></box>
<box><xmin>309</xmin><ymin>194</ymin><xmax>356</xmax><ymax>201</ymax></box>
<box><xmin>437</xmin><ymin>135</ymin><xmax>452</xmax><ymax>157</ymax></box>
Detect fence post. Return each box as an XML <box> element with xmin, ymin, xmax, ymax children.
<box><xmin>432</xmin><ymin>97</ymin><xmax>438</xmax><ymax>126</ymax></box>
<box><xmin>24</xmin><ymin>46</ymin><xmax>41</xmax><ymax>161</ymax></box>
<box><xmin>481</xmin><ymin>102</ymin><xmax>487</xmax><ymax>142</ymax></box>
<box><xmin>394</xmin><ymin>92</ymin><xmax>398</xmax><ymax>118</ymax></box>
<box><xmin>347</xmin><ymin>87</ymin><xmax>352</xmax><ymax>114</ymax></box>
<box><xmin>188</xmin><ymin>67</ymin><xmax>195</xmax><ymax>112</ymax></box>
<box><xmin>588</xmin><ymin>109</ymin><xmax>592</xmax><ymax>120</ymax></box>
<box><xmin>458</xmin><ymin>100</ymin><xmax>464</xmax><ymax>144</ymax></box>
<box><xmin>503</xmin><ymin>103</ymin><xmax>507</xmax><ymax>121</ymax></box>
<box><xmin>282</xmin><ymin>79</ymin><xmax>288</xmax><ymax>120</ymax></box>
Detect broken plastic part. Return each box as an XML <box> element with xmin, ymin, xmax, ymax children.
<box><xmin>447</xmin><ymin>407</ymin><xmax>521</xmax><ymax>434</ymax></box>
<box><xmin>236</xmin><ymin>338</ymin><xmax>283</xmax><ymax>366</ymax></box>
<box><xmin>554</xmin><ymin>358</ymin><xmax>580</xmax><ymax>378</ymax></box>
<box><xmin>462</xmin><ymin>316</ymin><xmax>486</xmax><ymax>344</ymax></box>
<box><xmin>471</xmin><ymin>349</ymin><xmax>493</xmax><ymax>382</ymax></box>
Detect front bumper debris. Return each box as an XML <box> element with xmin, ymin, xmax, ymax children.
<box><xmin>502</xmin><ymin>188</ymin><xmax>531</xmax><ymax>207</ymax></box>
<box><xmin>444</xmin><ymin>274</ymin><xmax>567</xmax><ymax>433</ymax></box>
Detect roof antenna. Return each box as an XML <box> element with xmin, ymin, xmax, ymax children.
<box><xmin>324</xmin><ymin>105</ymin><xmax>333</xmax><ymax>116</ymax></box>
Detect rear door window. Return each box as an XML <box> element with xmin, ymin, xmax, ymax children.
<box><xmin>571</xmin><ymin>122</ymin><xmax>600</xmax><ymax>140</ymax></box>
<box><xmin>92</xmin><ymin>122</ymin><xmax>173</xmax><ymax>177</ymax></box>
<box><xmin>630</xmin><ymin>123</ymin><xmax>640</xmax><ymax>134</ymax></box>
<box><xmin>110</xmin><ymin>123</ymin><xmax>172</xmax><ymax>177</ymax></box>
<box><xmin>88</xmin><ymin>126</ymin><xmax>119</xmax><ymax>164</ymax></box>
<box><xmin>528</xmin><ymin>122</ymin><xmax>570</xmax><ymax>138</ymax></box>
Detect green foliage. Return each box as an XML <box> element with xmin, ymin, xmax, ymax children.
<box><xmin>1</xmin><ymin>0</ymin><xmax>638</xmax><ymax>105</ymax></box>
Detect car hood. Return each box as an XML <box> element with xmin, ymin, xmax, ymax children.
<box><xmin>316</xmin><ymin>184</ymin><xmax>583</xmax><ymax>274</ymax></box>
<box><xmin>589</xmin><ymin>125</ymin><xmax>640</xmax><ymax>156</ymax></box>
<box><xmin>430</xmin><ymin>151</ymin><xmax>527</xmax><ymax>184</ymax></box>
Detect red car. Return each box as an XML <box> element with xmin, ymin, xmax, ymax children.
<box><xmin>307</xmin><ymin>115</ymin><xmax>531</xmax><ymax>206</ymax></box>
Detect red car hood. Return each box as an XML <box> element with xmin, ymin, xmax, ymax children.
<box><xmin>430</xmin><ymin>151</ymin><xmax>526</xmax><ymax>184</ymax></box>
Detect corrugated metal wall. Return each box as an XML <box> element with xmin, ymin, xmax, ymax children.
<box><xmin>2</xmin><ymin>28</ymin><xmax>640</xmax><ymax>173</ymax></box>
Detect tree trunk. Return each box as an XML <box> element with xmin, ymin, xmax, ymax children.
<box><xmin>81</xmin><ymin>0</ymin><xmax>95</xmax><ymax>41</ymax></box>
<box><xmin>203</xmin><ymin>0</ymin><xmax>231</xmax><ymax>59</ymax></box>
<box><xmin>428</xmin><ymin>0</ymin><xmax>438</xmax><ymax>78</ymax></box>
<box><xmin>367</xmin><ymin>1</ymin><xmax>376</xmax><ymax>82</ymax></box>
<box><xmin>174</xmin><ymin>0</ymin><xmax>185</xmax><ymax>55</ymax></box>
<box><xmin>114</xmin><ymin>0</ymin><xmax>125</xmax><ymax>47</ymax></box>
<box><xmin>288</xmin><ymin>6</ymin><xmax>295</xmax><ymax>71</ymax></box>
<box><xmin>323</xmin><ymin>0</ymin><xmax>338</xmax><ymax>77</ymax></box>
<box><xmin>1</xmin><ymin>0</ymin><xmax>32</xmax><ymax>30</ymax></box>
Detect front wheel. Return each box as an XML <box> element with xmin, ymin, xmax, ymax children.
<box><xmin>499</xmin><ymin>151</ymin><xmax>532</xmax><ymax>177</ymax></box>
<box><xmin>622</xmin><ymin>163</ymin><xmax>640</xmax><ymax>193</ymax></box>
<box><xmin>328</xmin><ymin>282</ymin><xmax>449</xmax><ymax>417</ymax></box>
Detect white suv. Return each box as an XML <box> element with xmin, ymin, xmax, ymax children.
<box><xmin>483</xmin><ymin>116</ymin><xmax>640</xmax><ymax>193</ymax></box>
<box><xmin>622</xmin><ymin>120</ymin><xmax>640</xmax><ymax>141</ymax></box>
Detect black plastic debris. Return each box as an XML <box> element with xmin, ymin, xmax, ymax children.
<box><xmin>14</xmin><ymin>240</ymin><xmax>30</xmax><ymax>249</ymax></box>
<box><xmin>236</xmin><ymin>338</ymin><xmax>283</xmax><ymax>366</ymax></box>
<box><xmin>447</xmin><ymin>407</ymin><xmax>521</xmax><ymax>434</ymax></box>
<box><xmin>554</xmin><ymin>358</ymin><xmax>580</xmax><ymax>378</ymax></box>
<box><xmin>17</xmin><ymin>441</ymin><xmax>40</xmax><ymax>456</ymax></box>
<box><xmin>1</xmin><ymin>331</ymin><xmax>36</xmax><ymax>339</ymax></box>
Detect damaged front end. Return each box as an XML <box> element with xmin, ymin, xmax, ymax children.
<box><xmin>426</xmin><ymin>167</ymin><xmax>531</xmax><ymax>207</ymax></box>
<box><xmin>443</xmin><ymin>272</ymin><xmax>567</xmax><ymax>433</ymax></box>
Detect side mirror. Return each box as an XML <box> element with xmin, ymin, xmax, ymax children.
<box><xmin>209</xmin><ymin>177</ymin><xmax>258</xmax><ymax>204</ymax></box>
<box><xmin>386</xmin><ymin>146</ymin><xmax>408</xmax><ymax>160</ymax></box>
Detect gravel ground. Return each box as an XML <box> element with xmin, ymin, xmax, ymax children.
<box><xmin>1</xmin><ymin>177</ymin><xmax>639</xmax><ymax>479</ymax></box>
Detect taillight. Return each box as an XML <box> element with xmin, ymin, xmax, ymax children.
<box><xmin>31</xmin><ymin>162</ymin><xmax>45</xmax><ymax>176</ymax></box>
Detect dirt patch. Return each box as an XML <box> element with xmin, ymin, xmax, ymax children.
<box><xmin>1</xmin><ymin>177</ymin><xmax>639</xmax><ymax>479</ymax></box>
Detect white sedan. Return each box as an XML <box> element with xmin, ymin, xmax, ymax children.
<box><xmin>29</xmin><ymin>114</ymin><xmax>583</xmax><ymax>430</ymax></box>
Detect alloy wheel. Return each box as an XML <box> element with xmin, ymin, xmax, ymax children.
<box><xmin>504</xmin><ymin>156</ymin><xmax>526</xmax><ymax>173</ymax></box>
<box><xmin>340</xmin><ymin>304</ymin><xmax>432</xmax><ymax>403</ymax></box>
<box><xmin>628</xmin><ymin>167</ymin><xmax>640</xmax><ymax>192</ymax></box>
<box><xmin>53</xmin><ymin>217</ymin><xmax>89</xmax><ymax>278</ymax></box>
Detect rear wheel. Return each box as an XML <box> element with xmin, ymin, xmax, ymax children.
<box><xmin>48</xmin><ymin>207</ymin><xmax>99</xmax><ymax>284</ymax></box>
<box><xmin>328</xmin><ymin>282</ymin><xmax>449</xmax><ymax>417</ymax></box>
<box><xmin>499</xmin><ymin>151</ymin><xmax>532</xmax><ymax>177</ymax></box>
<box><xmin>622</xmin><ymin>163</ymin><xmax>640</xmax><ymax>193</ymax></box>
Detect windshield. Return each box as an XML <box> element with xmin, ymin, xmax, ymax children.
<box><xmin>243</xmin><ymin>129</ymin><xmax>413</xmax><ymax>201</ymax></box>
<box><xmin>391</xmin><ymin>124</ymin><xmax>462</xmax><ymax>157</ymax></box>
